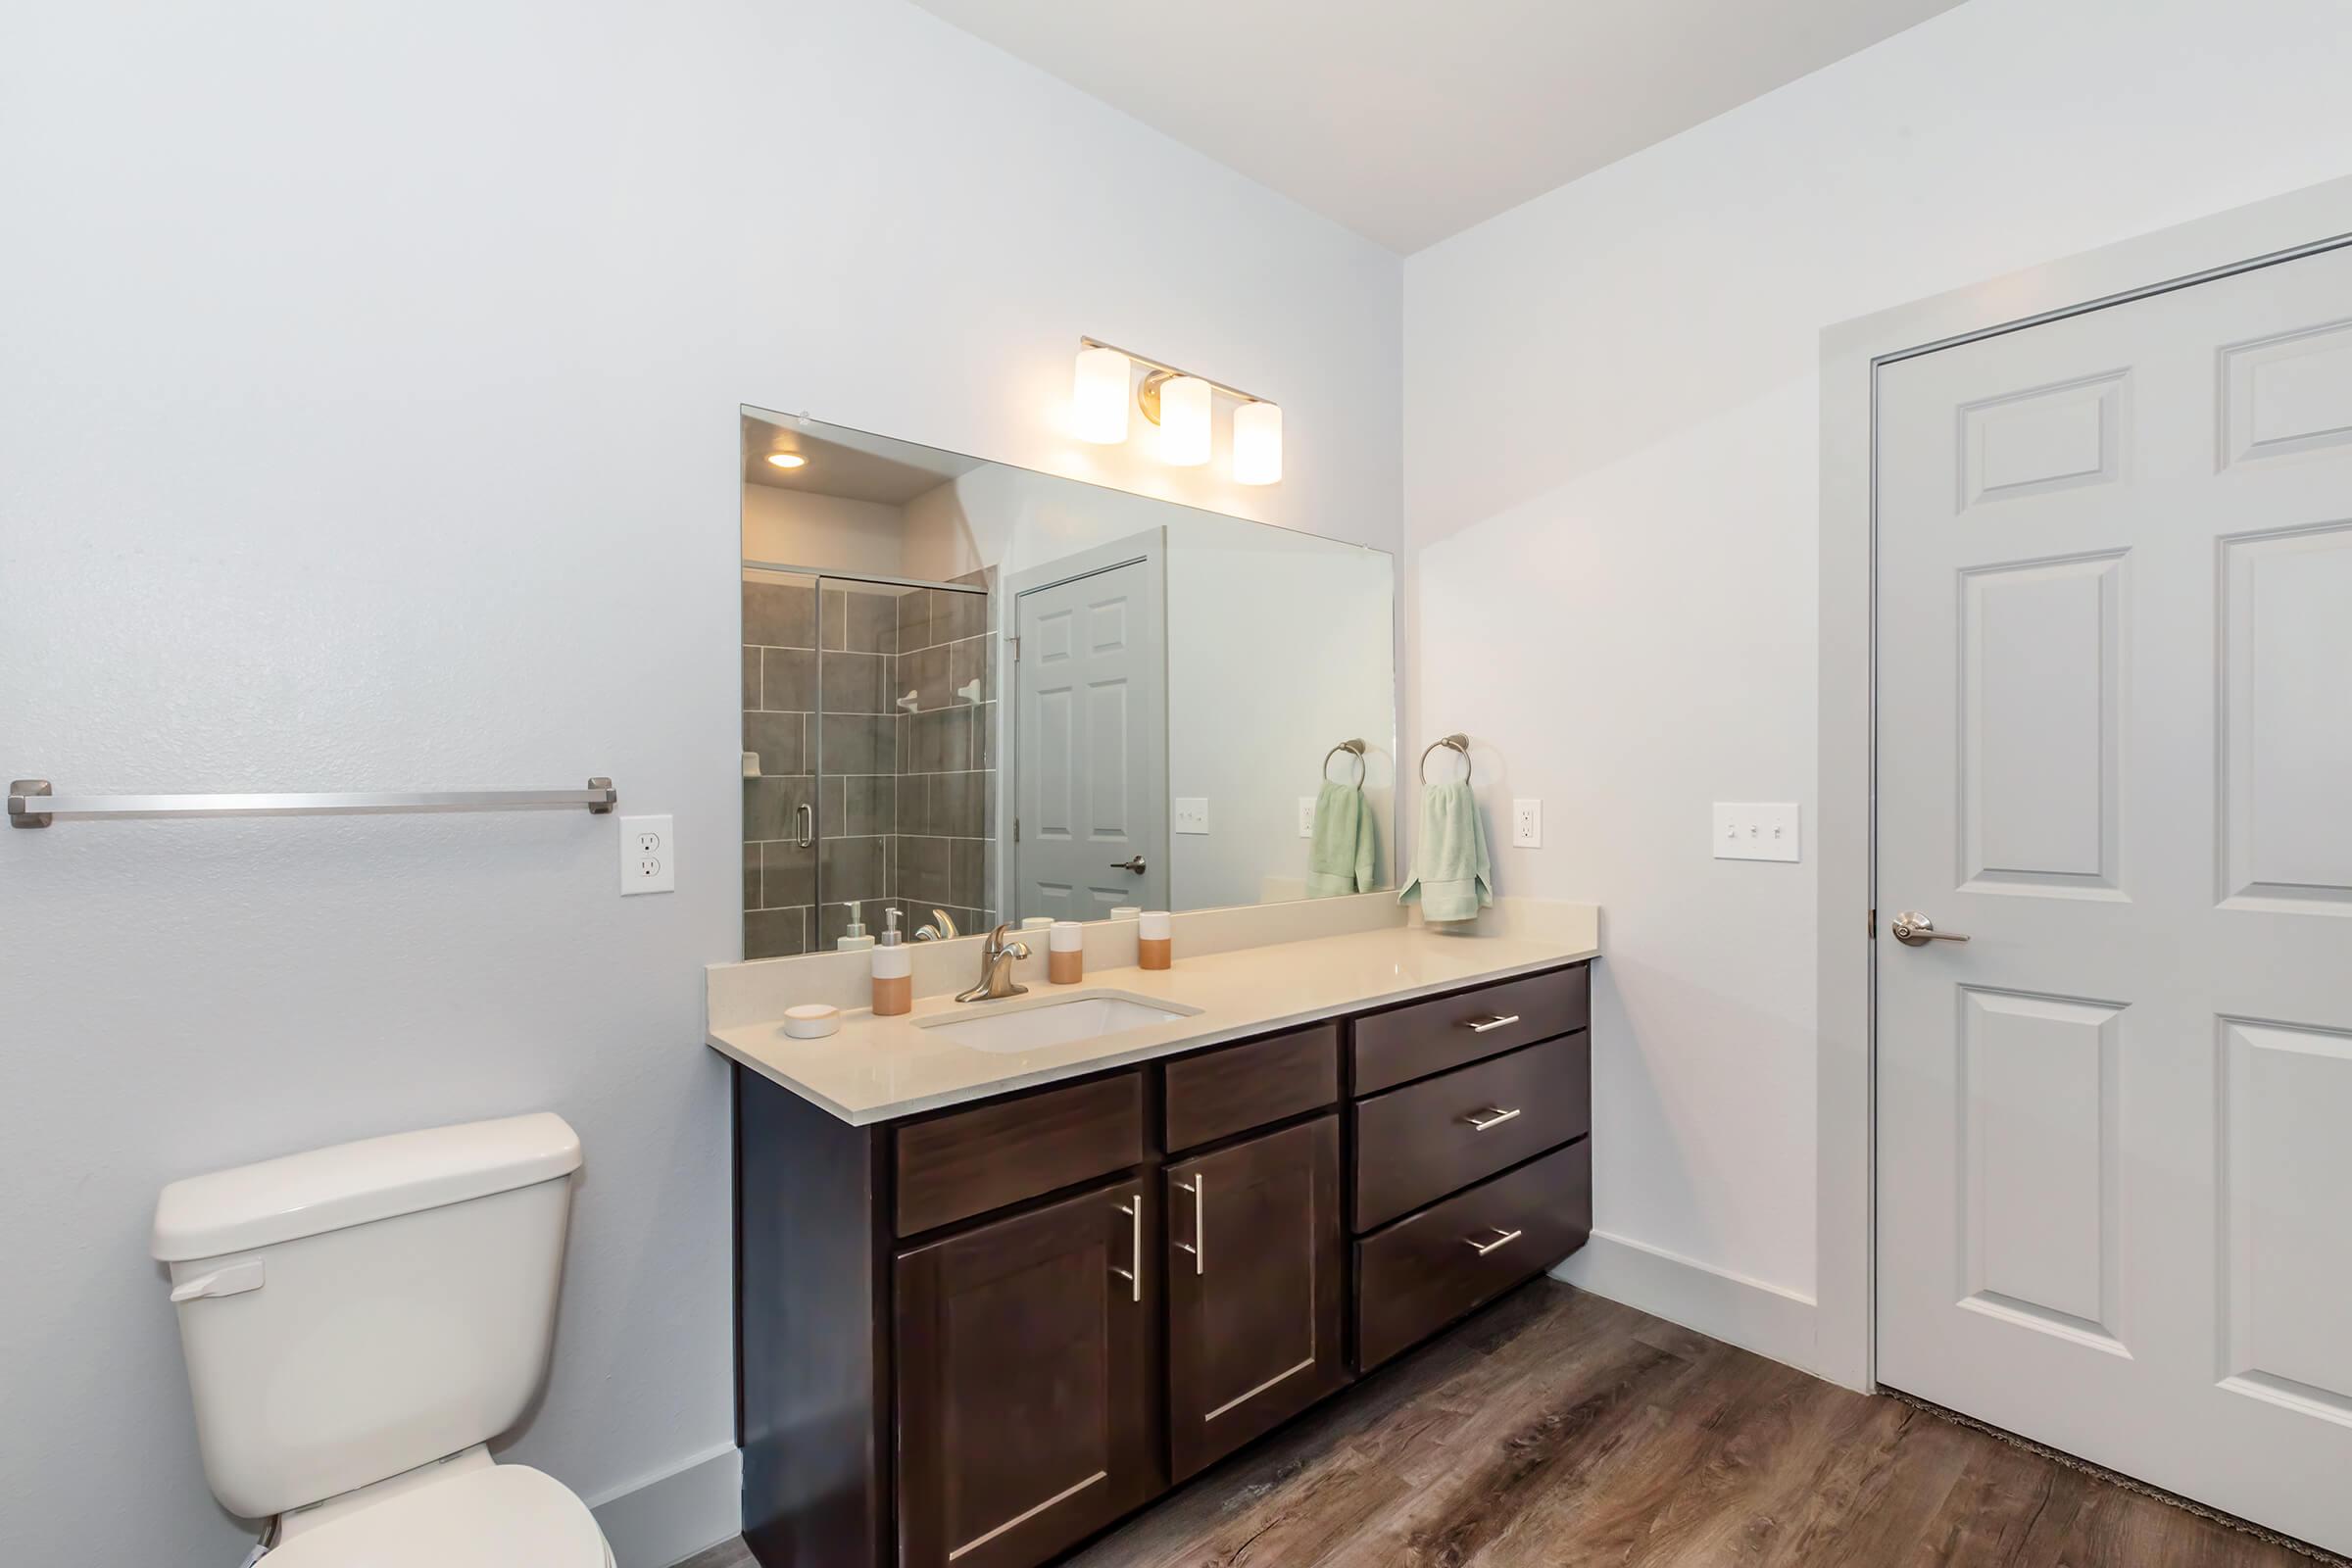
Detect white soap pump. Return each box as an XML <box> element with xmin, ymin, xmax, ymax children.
<box><xmin>837</xmin><ymin>901</ymin><xmax>876</xmax><ymax>952</ymax></box>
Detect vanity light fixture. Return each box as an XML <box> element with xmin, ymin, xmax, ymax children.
<box><xmin>764</xmin><ymin>452</ymin><xmax>808</xmax><ymax>469</ymax></box>
<box><xmin>1155</xmin><ymin>374</ymin><xmax>1211</xmax><ymax>466</ymax></box>
<box><xmin>1071</xmin><ymin>344</ymin><xmax>1132</xmax><ymax>444</ymax></box>
<box><xmin>1072</xmin><ymin>336</ymin><xmax>1283</xmax><ymax>483</ymax></box>
<box><xmin>1232</xmin><ymin>400</ymin><xmax>1283</xmax><ymax>486</ymax></box>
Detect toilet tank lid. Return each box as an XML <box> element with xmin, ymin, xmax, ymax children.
<box><xmin>152</xmin><ymin>1113</ymin><xmax>582</xmax><ymax>1262</ymax></box>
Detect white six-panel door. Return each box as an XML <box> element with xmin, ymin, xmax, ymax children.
<box><xmin>1875</xmin><ymin>242</ymin><xmax>2352</xmax><ymax>1552</ymax></box>
<box><xmin>1013</xmin><ymin>559</ymin><xmax>1170</xmax><ymax>921</ymax></box>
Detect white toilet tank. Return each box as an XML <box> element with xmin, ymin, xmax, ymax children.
<box><xmin>152</xmin><ymin>1113</ymin><xmax>583</xmax><ymax>1521</ymax></box>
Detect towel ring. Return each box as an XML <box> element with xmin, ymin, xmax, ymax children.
<box><xmin>1322</xmin><ymin>739</ymin><xmax>1367</xmax><ymax>789</ymax></box>
<box><xmin>1418</xmin><ymin>733</ymin><xmax>1472</xmax><ymax>785</ymax></box>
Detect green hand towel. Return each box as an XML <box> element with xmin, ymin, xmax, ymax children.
<box><xmin>1304</xmin><ymin>780</ymin><xmax>1375</xmax><ymax>897</ymax></box>
<box><xmin>1398</xmin><ymin>780</ymin><xmax>1492</xmax><ymax>923</ymax></box>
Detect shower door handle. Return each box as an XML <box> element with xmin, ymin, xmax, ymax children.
<box><xmin>796</xmin><ymin>803</ymin><xmax>813</xmax><ymax>849</ymax></box>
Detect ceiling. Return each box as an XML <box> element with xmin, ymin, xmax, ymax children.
<box><xmin>742</xmin><ymin>414</ymin><xmax>981</xmax><ymax>505</ymax></box>
<box><xmin>908</xmin><ymin>0</ymin><xmax>1965</xmax><ymax>253</ymax></box>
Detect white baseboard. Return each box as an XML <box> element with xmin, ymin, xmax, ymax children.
<box><xmin>588</xmin><ymin>1442</ymin><xmax>741</xmax><ymax>1568</ymax></box>
<box><xmin>1553</xmin><ymin>1230</ymin><xmax>1819</xmax><ymax>1376</ymax></box>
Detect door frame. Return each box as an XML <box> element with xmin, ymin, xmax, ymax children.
<box><xmin>1002</xmin><ymin>529</ymin><xmax>1170</xmax><ymax>921</ymax></box>
<box><xmin>1813</xmin><ymin>173</ymin><xmax>2352</xmax><ymax>1394</ymax></box>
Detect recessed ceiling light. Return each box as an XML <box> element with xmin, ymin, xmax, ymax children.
<box><xmin>765</xmin><ymin>452</ymin><xmax>807</xmax><ymax>469</ymax></box>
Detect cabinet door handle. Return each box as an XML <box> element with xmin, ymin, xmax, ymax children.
<box><xmin>1465</xmin><ymin>1227</ymin><xmax>1523</xmax><ymax>1256</ymax></box>
<box><xmin>1110</xmin><ymin>1198</ymin><xmax>1142</xmax><ymax>1301</ymax></box>
<box><xmin>1171</xmin><ymin>1175</ymin><xmax>1205</xmax><ymax>1276</ymax></box>
<box><xmin>1462</xmin><ymin>1105</ymin><xmax>1523</xmax><ymax>1132</ymax></box>
<box><xmin>1462</xmin><ymin>1013</ymin><xmax>1521</xmax><ymax>1033</ymax></box>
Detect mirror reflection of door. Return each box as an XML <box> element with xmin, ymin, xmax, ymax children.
<box><xmin>1013</xmin><ymin>549</ymin><xmax>1170</xmax><ymax>921</ymax></box>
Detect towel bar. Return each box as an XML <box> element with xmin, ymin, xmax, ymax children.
<box><xmin>1418</xmin><ymin>734</ymin><xmax>1472</xmax><ymax>785</ymax></box>
<box><xmin>1321</xmin><ymin>739</ymin><xmax>1367</xmax><ymax>788</ymax></box>
<box><xmin>8</xmin><ymin>778</ymin><xmax>617</xmax><ymax>829</ymax></box>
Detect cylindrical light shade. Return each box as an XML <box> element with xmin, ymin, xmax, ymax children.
<box><xmin>1157</xmin><ymin>374</ymin><xmax>1211</xmax><ymax>466</ymax></box>
<box><xmin>1232</xmin><ymin>400</ymin><xmax>1283</xmax><ymax>485</ymax></box>
<box><xmin>1071</xmin><ymin>346</ymin><xmax>1131</xmax><ymax>444</ymax></box>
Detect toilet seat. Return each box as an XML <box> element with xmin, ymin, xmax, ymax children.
<box><xmin>264</xmin><ymin>1463</ymin><xmax>612</xmax><ymax>1568</ymax></box>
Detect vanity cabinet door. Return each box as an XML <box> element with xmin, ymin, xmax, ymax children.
<box><xmin>895</xmin><ymin>1179</ymin><xmax>1157</xmax><ymax>1568</ymax></box>
<box><xmin>1164</xmin><ymin>1114</ymin><xmax>1349</xmax><ymax>1481</ymax></box>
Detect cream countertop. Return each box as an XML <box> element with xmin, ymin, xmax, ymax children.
<box><xmin>707</xmin><ymin>897</ymin><xmax>1598</xmax><ymax>1124</ymax></box>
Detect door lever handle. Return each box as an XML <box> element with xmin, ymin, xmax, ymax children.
<box><xmin>1110</xmin><ymin>855</ymin><xmax>1147</xmax><ymax>873</ymax></box>
<box><xmin>1890</xmin><ymin>911</ymin><xmax>1970</xmax><ymax>947</ymax></box>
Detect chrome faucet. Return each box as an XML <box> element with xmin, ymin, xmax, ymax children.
<box><xmin>955</xmin><ymin>923</ymin><xmax>1030</xmax><ymax>1004</ymax></box>
<box><xmin>915</xmin><ymin>907</ymin><xmax>959</xmax><ymax>943</ymax></box>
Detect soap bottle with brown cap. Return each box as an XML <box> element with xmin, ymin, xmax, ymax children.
<box><xmin>871</xmin><ymin>908</ymin><xmax>911</xmax><ymax>1016</ymax></box>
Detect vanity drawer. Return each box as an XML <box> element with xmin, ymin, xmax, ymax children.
<box><xmin>1350</xmin><ymin>965</ymin><xmax>1589</xmax><ymax>1095</ymax></box>
<box><xmin>1161</xmin><ymin>1022</ymin><xmax>1340</xmax><ymax>1152</ymax></box>
<box><xmin>1354</xmin><ymin>1139</ymin><xmax>1592</xmax><ymax>1372</ymax></box>
<box><xmin>894</xmin><ymin>1071</ymin><xmax>1145</xmax><ymax>1237</ymax></box>
<box><xmin>1350</xmin><ymin>1033</ymin><xmax>1590</xmax><ymax>1232</ymax></box>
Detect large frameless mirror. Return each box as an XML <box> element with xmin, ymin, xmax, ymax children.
<box><xmin>740</xmin><ymin>409</ymin><xmax>1396</xmax><ymax>958</ymax></box>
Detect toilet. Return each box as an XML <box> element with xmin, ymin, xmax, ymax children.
<box><xmin>151</xmin><ymin>1112</ymin><xmax>612</xmax><ymax>1566</ymax></box>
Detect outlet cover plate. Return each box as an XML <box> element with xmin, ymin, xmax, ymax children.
<box><xmin>1511</xmin><ymin>798</ymin><xmax>1542</xmax><ymax>848</ymax></box>
<box><xmin>1713</xmin><ymin>802</ymin><xmax>1799</xmax><ymax>862</ymax></box>
<box><xmin>620</xmin><ymin>813</ymin><xmax>675</xmax><ymax>894</ymax></box>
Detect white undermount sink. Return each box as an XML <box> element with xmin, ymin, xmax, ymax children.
<box><xmin>916</xmin><ymin>994</ymin><xmax>1194</xmax><ymax>1054</ymax></box>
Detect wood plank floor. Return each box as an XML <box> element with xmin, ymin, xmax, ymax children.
<box><xmin>686</xmin><ymin>1280</ymin><xmax>2318</xmax><ymax>1568</ymax></box>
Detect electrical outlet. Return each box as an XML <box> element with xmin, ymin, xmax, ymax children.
<box><xmin>1511</xmin><ymin>799</ymin><xmax>1542</xmax><ymax>848</ymax></box>
<box><xmin>1298</xmin><ymin>797</ymin><xmax>1317</xmax><ymax>838</ymax></box>
<box><xmin>1713</xmin><ymin>802</ymin><xmax>1800</xmax><ymax>863</ymax></box>
<box><xmin>1174</xmin><ymin>797</ymin><xmax>1209</xmax><ymax>835</ymax></box>
<box><xmin>620</xmin><ymin>813</ymin><xmax>675</xmax><ymax>894</ymax></box>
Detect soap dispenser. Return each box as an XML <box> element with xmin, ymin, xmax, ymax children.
<box><xmin>836</xmin><ymin>901</ymin><xmax>875</xmax><ymax>952</ymax></box>
<box><xmin>871</xmin><ymin>907</ymin><xmax>911</xmax><ymax>1016</ymax></box>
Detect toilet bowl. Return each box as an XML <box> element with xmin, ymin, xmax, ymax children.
<box><xmin>152</xmin><ymin>1113</ymin><xmax>612</xmax><ymax>1565</ymax></box>
<box><xmin>261</xmin><ymin>1450</ymin><xmax>612</xmax><ymax>1568</ymax></box>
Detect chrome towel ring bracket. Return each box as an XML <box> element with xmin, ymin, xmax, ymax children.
<box><xmin>1418</xmin><ymin>733</ymin><xmax>1472</xmax><ymax>785</ymax></box>
<box><xmin>1322</xmin><ymin>739</ymin><xmax>1367</xmax><ymax>789</ymax></box>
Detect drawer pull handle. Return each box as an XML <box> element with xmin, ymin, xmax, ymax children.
<box><xmin>1462</xmin><ymin>1105</ymin><xmax>1523</xmax><ymax>1131</ymax></box>
<box><xmin>1174</xmin><ymin>1175</ymin><xmax>1205</xmax><ymax>1276</ymax></box>
<box><xmin>1462</xmin><ymin>1013</ymin><xmax>1521</xmax><ymax>1033</ymax></box>
<box><xmin>1111</xmin><ymin>1198</ymin><xmax>1142</xmax><ymax>1302</ymax></box>
<box><xmin>1465</xmin><ymin>1227</ymin><xmax>1523</xmax><ymax>1256</ymax></box>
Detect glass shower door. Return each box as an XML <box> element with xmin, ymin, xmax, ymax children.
<box><xmin>742</xmin><ymin>567</ymin><xmax>819</xmax><ymax>959</ymax></box>
<box><xmin>812</xmin><ymin>576</ymin><xmax>904</xmax><ymax>948</ymax></box>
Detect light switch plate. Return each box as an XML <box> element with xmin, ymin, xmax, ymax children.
<box><xmin>1511</xmin><ymin>798</ymin><xmax>1542</xmax><ymax>848</ymax></box>
<box><xmin>1298</xmin><ymin>797</ymin><xmax>1317</xmax><ymax>838</ymax></box>
<box><xmin>620</xmin><ymin>813</ymin><xmax>675</xmax><ymax>894</ymax></box>
<box><xmin>1713</xmin><ymin>802</ymin><xmax>1800</xmax><ymax>862</ymax></box>
<box><xmin>1173</xmin><ymin>798</ymin><xmax>1210</xmax><ymax>835</ymax></box>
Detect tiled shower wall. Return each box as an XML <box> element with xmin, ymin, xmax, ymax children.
<box><xmin>743</xmin><ymin>573</ymin><xmax>997</xmax><ymax>959</ymax></box>
<box><xmin>891</xmin><ymin>576</ymin><xmax>998</xmax><ymax>939</ymax></box>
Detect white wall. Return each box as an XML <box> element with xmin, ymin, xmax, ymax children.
<box><xmin>1403</xmin><ymin>0</ymin><xmax>2352</xmax><ymax>1336</ymax></box>
<box><xmin>740</xmin><ymin>485</ymin><xmax>909</xmax><ymax>577</ymax></box>
<box><xmin>0</xmin><ymin>3</ymin><xmax>1398</xmax><ymax>1562</ymax></box>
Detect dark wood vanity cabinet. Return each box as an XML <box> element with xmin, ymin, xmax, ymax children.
<box><xmin>733</xmin><ymin>961</ymin><xmax>1592</xmax><ymax>1568</ymax></box>
<box><xmin>1164</xmin><ymin>1113</ymin><xmax>1348</xmax><ymax>1481</ymax></box>
<box><xmin>895</xmin><ymin>1177</ymin><xmax>1158</xmax><ymax>1568</ymax></box>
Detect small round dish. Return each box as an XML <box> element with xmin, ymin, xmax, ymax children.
<box><xmin>783</xmin><ymin>1004</ymin><xmax>841</xmax><ymax>1040</ymax></box>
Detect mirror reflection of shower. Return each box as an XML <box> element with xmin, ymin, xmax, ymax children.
<box><xmin>742</xmin><ymin>564</ymin><xmax>995</xmax><ymax>959</ymax></box>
